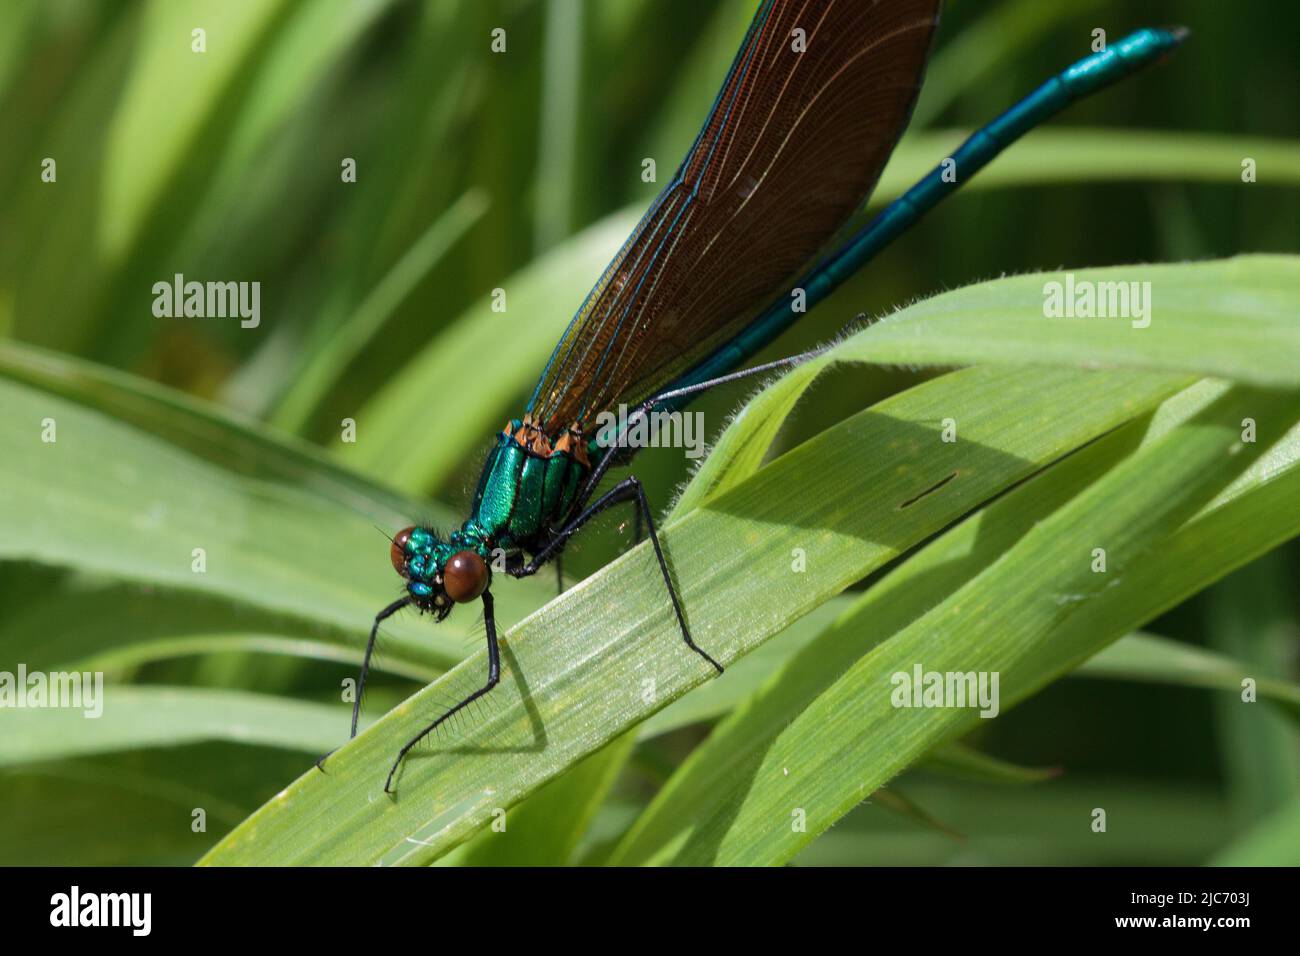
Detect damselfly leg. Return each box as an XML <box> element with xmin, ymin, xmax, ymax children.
<box><xmin>385</xmin><ymin>590</ymin><xmax>500</xmax><ymax>794</ymax></box>
<box><xmin>316</xmin><ymin>596</ymin><xmax>410</xmax><ymax>772</ymax></box>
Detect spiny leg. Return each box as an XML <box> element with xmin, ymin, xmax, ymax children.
<box><xmin>385</xmin><ymin>590</ymin><xmax>500</xmax><ymax>794</ymax></box>
<box><xmin>515</xmin><ymin>476</ymin><xmax>723</xmax><ymax>674</ymax></box>
<box><xmin>351</xmin><ymin>598</ymin><xmax>411</xmax><ymax>737</ymax></box>
<box><xmin>570</xmin><ymin>341</ymin><xmax>838</xmax><ymax>510</ymax></box>
<box><xmin>619</xmin><ymin>478</ymin><xmax>721</xmax><ymax>673</ymax></box>
<box><xmin>317</xmin><ymin>596</ymin><xmax>409</xmax><ymax>772</ymax></box>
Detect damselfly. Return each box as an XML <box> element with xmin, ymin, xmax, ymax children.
<box><xmin>325</xmin><ymin>0</ymin><xmax>1186</xmax><ymax>793</ymax></box>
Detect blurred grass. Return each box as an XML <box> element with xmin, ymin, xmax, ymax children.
<box><xmin>0</xmin><ymin>0</ymin><xmax>1297</xmax><ymax>866</ymax></box>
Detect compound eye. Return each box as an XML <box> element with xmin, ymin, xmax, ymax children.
<box><xmin>391</xmin><ymin>527</ymin><xmax>416</xmax><ymax>575</ymax></box>
<box><xmin>444</xmin><ymin>550</ymin><xmax>488</xmax><ymax>603</ymax></box>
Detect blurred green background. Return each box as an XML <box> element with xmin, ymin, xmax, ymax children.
<box><xmin>0</xmin><ymin>0</ymin><xmax>1297</xmax><ymax>865</ymax></box>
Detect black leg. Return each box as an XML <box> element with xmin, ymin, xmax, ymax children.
<box><xmin>385</xmin><ymin>590</ymin><xmax>501</xmax><ymax>794</ymax></box>
<box><xmin>513</xmin><ymin>476</ymin><xmax>723</xmax><ymax>675</ymax></box>
<box><xmin>643</xmin><ymin>340</ymin><xmax>838</xmax><ymax>410</ymax></box>
<box><xmin>554</xmin><ymin>552</ymin><xmax>564</xmax><ymax>596</ymax></box>
<box><xmin>352</xmin><ymin>598</ymin><xmax>409</xmax><ymax>737</ymax></box>
<box><xmin>317</xmin><ymin>596</ymin><xmax>409</xmax><ymax>772</ymax></box>
<box><xmin>572</xmin><ymin>339</ymin><xmax>838</xmax><ymax>507</ymax></box>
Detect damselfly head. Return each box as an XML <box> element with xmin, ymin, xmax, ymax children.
<box><xmin>391</xmin><ymin>526</ymin><xmax>489</xmax><ymax>618</ymax></box>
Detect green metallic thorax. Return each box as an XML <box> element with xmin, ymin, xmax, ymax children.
<box><xmin>460</xmin><ymin>420</ymin><xmax>591</xmax><ymax>556</ymax></box>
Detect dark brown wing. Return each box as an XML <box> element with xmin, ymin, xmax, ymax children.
<box><xmin>527</xmin><ymin>0</ymin><xmax>941</xmax><ymax>435</ymax></box>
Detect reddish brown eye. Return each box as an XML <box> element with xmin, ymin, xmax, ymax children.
<box><xmin>444</xmin><ymin>550</ymin><xmax>488</xmax><ymax>603</ymax></box>
<box><xmin>391</xmin><ymin>527</ymin><xmax>415</xmax><ymax>575</ymax></box>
